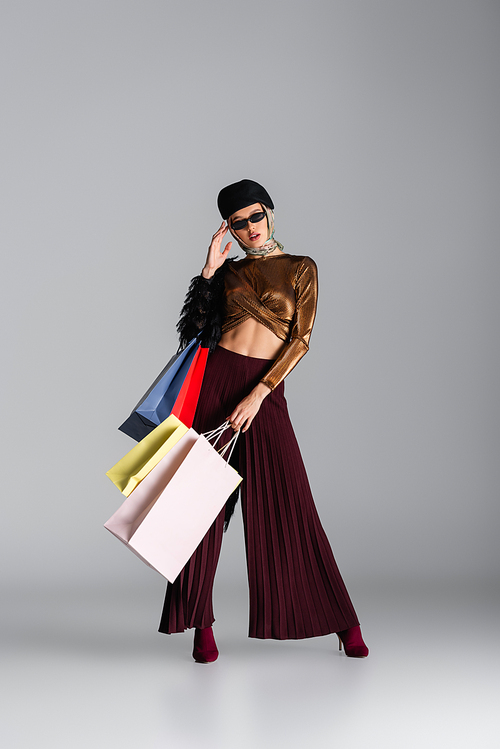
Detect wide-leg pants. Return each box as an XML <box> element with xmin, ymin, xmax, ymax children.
<box><xmin>158</xmin><ymin>345</ymin><xmax>359</xmax><ymax>639</ymax></box>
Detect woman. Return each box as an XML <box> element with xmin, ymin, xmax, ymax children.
<box><xmin>158</xmin><ymin>179</ymin><xmax>369</xmax><ymax>662</ymax></box>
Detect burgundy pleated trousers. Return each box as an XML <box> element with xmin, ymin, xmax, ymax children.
<box><xmin>158</xmin><ymin>345</ymin><xmax>359</xmax><ymax>639</ymax></box>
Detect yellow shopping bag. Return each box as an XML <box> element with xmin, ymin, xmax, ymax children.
<box><xmin>106</xmin><ymin>414</ymin><xmax>188</xmax><ymax>496</ymax></box>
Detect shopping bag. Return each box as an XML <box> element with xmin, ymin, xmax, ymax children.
<box><xmin>106</xmin><ymin>413</ymin><xmax>188</xmax><ymax>496</ymax></box>
<box><xmin>104</xmin><ymin>428</ymin><xmax>199</xmax><ymax>572</ymax></box>
<box><xmin>104</xmin><ymin>423</ymin><xmax>242</xmax><ymax>582</ymax></box>
<box><xmin>171</xmin><ymin>346</ymin><xmax>209</xmax><ymax>427</ymax></box>
<box><xmin>118</xmin><ymin>337</ymin><xmax>199</xmax><ymax>441</ymax></box>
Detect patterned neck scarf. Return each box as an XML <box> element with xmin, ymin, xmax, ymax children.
<box><xmin>228</xmin><ymin>204</ymin><xmax>284</xmax><ymax>256</ymax></box>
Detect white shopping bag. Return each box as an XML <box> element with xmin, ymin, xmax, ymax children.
<box><xmin>104</xmin><ymin>423</ymin><xmax>241</xmax><ymax>582</ymax></box>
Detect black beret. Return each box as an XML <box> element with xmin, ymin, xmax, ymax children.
<box><xmin>217</xmin><ymin>179</ymin><xmax>274</xmax><ymax>220</ymax></box>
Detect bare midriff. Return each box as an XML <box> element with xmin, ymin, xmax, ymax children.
<box><xmin>218</xmin><ymin>317</ymin><xmax>284</xmax><ymax>360</ymax></box>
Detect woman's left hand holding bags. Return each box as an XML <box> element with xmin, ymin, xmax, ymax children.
<box><xmin>227</xmin><ymin>382</ymin><xmax>271</xmax><ymax>432</ymax></box>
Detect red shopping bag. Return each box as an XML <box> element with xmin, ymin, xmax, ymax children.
<box><xmin>171</xmin><ymin>346</ymin><xmax>208</xmax><ymax>427</ymax></box>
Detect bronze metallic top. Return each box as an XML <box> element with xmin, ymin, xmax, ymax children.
<box><xmin>222</xmin><ymin>254</ymin><xmax>318</xmax><ymax>390</ymax></box>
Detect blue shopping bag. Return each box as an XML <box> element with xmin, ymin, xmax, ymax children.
<box><xmin>118</xmin><ymin>338</ymin><xmax>199</xmax><ymax>441</ymax></box>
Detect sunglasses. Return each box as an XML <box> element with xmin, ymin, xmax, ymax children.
<box><xmin>231</xmin><ymin>211</ymin><xmax>266</xmax><ymax>231</ymax></box>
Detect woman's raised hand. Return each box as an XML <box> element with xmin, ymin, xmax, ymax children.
<box><xmin>202</xmin><ymin>221</ymin><xmax>233</xmax><ymax>279</ymax></box>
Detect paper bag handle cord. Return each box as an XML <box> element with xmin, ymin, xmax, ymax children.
<box><xmin>203</xmin><ymin>421</ymin><xmax>232</xmax><ymax>446</ymax></box>
<box><xmin>203</xmin><ymin>421</ymin><xmax>240</xmax><ymax>467</ymax></box>
<box><xmin>218</xmin><ymin>429</ymin><xmax>240</xmax><ymax>466</ymax></box>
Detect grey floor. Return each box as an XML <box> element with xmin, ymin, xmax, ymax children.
<box><xmin>2</xmin><ymin>577</ymin><xmax>498</xmax><ymax>749</ymax></box>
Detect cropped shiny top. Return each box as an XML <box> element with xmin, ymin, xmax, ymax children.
<box><xmin>221</xmin><ymin>253</ymin><xmax>318</xmax><ymax>391</ymax></box>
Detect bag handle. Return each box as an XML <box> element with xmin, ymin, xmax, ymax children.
<box><xmin>203</xmin><ymin>421</ymin><xmax>240</xmax><ymax>467</ymax></box>
<box><xmin>203</xmin><ymin>420</ymin><xmax>231</xmax><ymax>445</ymax></box>
<box><xmin>218</xmin><ymin>430</ymin><xmax>239</xmax><ymax>466</ymax></box>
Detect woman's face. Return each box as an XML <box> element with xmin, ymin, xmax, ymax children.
<box><xmin>229</xmin><ymin>202</ymin><xmax>268</xmax><ymax>247</ymax></box>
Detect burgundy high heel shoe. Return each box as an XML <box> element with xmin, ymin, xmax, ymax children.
<box><xmin>337</xmin><ymin>625</ymin><xmax>369</xmax><ymax>658</ymax></box>
<box><xmin>192</xmin><ymin>626</ymin><xmax>219</xmax><ymax>663</ymax></box>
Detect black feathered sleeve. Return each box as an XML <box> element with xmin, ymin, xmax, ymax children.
<box><xmin>176</xmin><ymin>259</ymin><xmax>235</xmax><ymax>353</ymax></box>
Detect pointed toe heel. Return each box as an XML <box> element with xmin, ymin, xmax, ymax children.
<box><xmin>337</xmin><ymin>625</ymin><xmax>369</xmax><ymax>658</ymax></box>
<box><xmin>192</xmin><ymin>626</ymin><xmax>219</xmax><ymax>663</ymax></box>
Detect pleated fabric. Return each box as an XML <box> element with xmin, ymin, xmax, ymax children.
<box><xmin>158</xmin><ymin>345</ymin><xmax>359</xmax><ymax>639</ymax></box>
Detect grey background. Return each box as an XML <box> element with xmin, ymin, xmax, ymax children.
<box><xmin>1</xmin><ymin>2</ymin><xmax>499</xmax><ymax>748</ymax></box>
